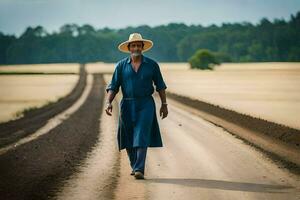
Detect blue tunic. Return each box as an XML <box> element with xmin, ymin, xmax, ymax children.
<box><xmin>106</xmin><ymin>54</ymin><xmax>167</xmax><ymax>151</ymax></box>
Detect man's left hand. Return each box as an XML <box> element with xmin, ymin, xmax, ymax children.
<box><xmin>160</xmin><ymin>104</ymin><xmax>168</xmax><ymax>119</ymax></box>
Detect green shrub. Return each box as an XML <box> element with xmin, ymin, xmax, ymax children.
<box><xmin>188</xmin><ymin>49</ymin><xmax>220</xmax><ymax>70</ymax></box>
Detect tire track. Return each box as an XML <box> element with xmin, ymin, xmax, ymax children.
<box><xmin>0</xmin><ymin>73</ymin><xmax>105</xmax><ymax>200</ymax></box>
<box><xmin>0</xmin><ymin>64</ymin><xmax>86</xmax><ymax>147</ymax></box>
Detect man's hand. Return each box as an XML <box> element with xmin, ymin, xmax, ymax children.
<box><xmin>105</xmin><ymin>102</ymin><xmax>113</xmax><ymax>116</ymax></box>
<box><xmin>160</xmin><ymin>104</ymin><xmax>168</xmax><ymax>119</ymax></box>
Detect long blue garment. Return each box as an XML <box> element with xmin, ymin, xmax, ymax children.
<box><xmin>106</xmin><ymin>54</ymin><xmax>167</xmax><ymax>151</ymax></box>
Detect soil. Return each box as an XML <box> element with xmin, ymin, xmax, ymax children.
<box><xmin>0</xmin><ymin>72</ymin><xmax>106</xmax><ymax>200</ymax></box>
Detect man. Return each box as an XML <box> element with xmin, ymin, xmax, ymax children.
<box><xmin>105</xmin><ymin>33</ymin><xmax>168</xmax><ymax>180</ymax></box>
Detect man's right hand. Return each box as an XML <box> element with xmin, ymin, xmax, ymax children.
<box><xmin>105</xmin><ymin>102</ymin><xmax>113</xmax><ymax>116</ymax></box>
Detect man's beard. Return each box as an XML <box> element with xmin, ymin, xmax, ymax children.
<box><xmin>132</xmin><ymin>51</ymin><xmax>142</xmax><ymax>57</ymax></box>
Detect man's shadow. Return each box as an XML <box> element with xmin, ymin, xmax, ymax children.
<box><xmin>145</xmin><ymin>178</ymin><xmax>294</xmax><ymax>193</ymax></box>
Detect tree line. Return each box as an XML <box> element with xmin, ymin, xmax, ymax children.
<box><xmin>0</xmin><ymin>11</ymin><xmax>299</xmax><ymax>64</ymax></box>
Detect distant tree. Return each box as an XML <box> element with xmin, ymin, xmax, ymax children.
<box><xmin>214</xmin><ymin>52</ymin><xmax>232</xmax><ymax>63</ymax></box>
<box><xmin>0</xmin><ymin>32</ymin><xmax>15</xmax><ymax>64</ymax></box>
<box><xmin>0</xmin><ymin>11</ymin><xmax>299</xmax><ymax>64</ymax></box>
<box><xmin>188</xmin><ymin>49</ymin><xmax>220</xmax><ymax>70</ymax></box>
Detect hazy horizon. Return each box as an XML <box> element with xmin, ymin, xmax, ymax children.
<box><xmin>0</xmin><ymin>0</ymin><xmax>300</xmax><ymax>36</ymax></box>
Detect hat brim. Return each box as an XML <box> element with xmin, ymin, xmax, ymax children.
<box><xmin>118</xmin><ymin>39</ymin><xmax>153</xmax><ymax>53</ymax></box>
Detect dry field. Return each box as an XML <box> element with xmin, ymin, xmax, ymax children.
<box><xmin>99</xmin><ymin>62</ymin><xmax>300</xmax><ymax>130</ymax></box>
<box><xmin>0</xmin><ymin>63</ymin><xmax>80</xmax><ymax>123</ymax></box>
<box><xmin>1</xmin><ymin>62</ymin><xmax>299</xmax><ymax>130</ymax></box>
<box><xmin>0</xmin><ymin>63</ymin><xmax>79</xmax><ymax>73</ymax></box>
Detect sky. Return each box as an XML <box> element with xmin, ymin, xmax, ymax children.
<box><xmin>0</xmin><ymin>0</ymin><xmax>299</xmax><ymax>36</ymax></box>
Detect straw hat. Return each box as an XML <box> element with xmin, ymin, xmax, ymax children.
<box><xmin>118</xmin><ymin>33</ymin><xmax>153</xmax><ymax>53</ymax></box>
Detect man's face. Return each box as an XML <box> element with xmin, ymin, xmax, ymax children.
<box><xmin>128</xmin><ymin>41</ymin><xmax>144</xmax><ymax>57</ymax></box>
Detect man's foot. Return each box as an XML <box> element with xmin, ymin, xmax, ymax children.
<box><xmin>134</xmin><ymin>171</ymin><xmax>144</xmax><ymax>179</ymax></box>
<box><xmin>130</xmin><ymin>170</ymin><xmax>135</xmax><ymax>176</ymax></box>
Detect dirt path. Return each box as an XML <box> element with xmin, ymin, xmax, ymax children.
<box><xmin>53</xmin><ymin>95</ymin><xmax>120</xmax><ymax>200</ymax></box>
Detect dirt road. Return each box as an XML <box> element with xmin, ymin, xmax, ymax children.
<box><xmin>113</xmin><ymin>96</ymin><xmax>300</xmax><ymax>200</ymax></box>
<box><xmin>0</xmin><ymin>73</ymin><xmax>299</xmax><ymax>200</ymax></box>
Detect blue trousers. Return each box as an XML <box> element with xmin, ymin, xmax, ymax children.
<box><xmin>126</xmin><ymin>147</ymin><xmax>148</xmax><ymax>174</ymax></box>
